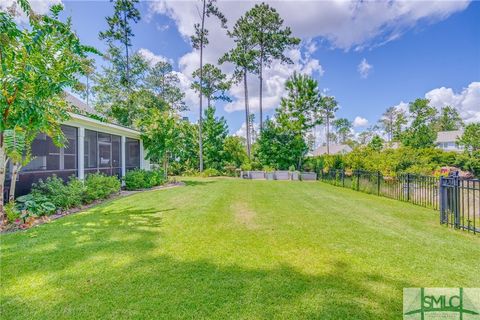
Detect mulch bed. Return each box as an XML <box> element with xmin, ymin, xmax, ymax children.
<box><xmin>0</xmin><ymin>181</ymin><xmax>185</xmax><ymax>234</ymax></box>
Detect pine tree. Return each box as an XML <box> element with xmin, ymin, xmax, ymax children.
<box><xmin>191</xmin><ymin>0</ymin><xmax>227</xmax><ymax>172</ymax></box>
<box><xmin>220</xmin><ymin>14</ymin><xmax>257</xmax><ymax>158</ymax></box>
<box><xmin>99</xmin><ymin>0</ymin><xmax>140</xmax><ymax>87</ymax></box>
<box><xmin>435</xmin><ymin>106</ymin><xmax>464</xmax><ymax>131</ymax></box>
<box><xmin>319</xmin><ymin>96</ymin><xmax>339</xmax><ymax>154</ymax></box>
<box><xmin>191</xmin><ymin>64</ymin><xmax>231</xmax><ymax>108</ymax></box>
<box><xmin>242</xmin><ymin>3</ymin><xmax>300</xmax><ymax>132</ymax></box>
<box><xmin>202</xmin><ymin>107</ymin><xmax>229</xmax><ymax>170</ymax></box>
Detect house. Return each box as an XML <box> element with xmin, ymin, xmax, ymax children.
<box><xmin>5</xmin><ymin>93</ymin><xmax>150</xmax><ymax>197</ymax></box>
<box><xmin>435</xmin><ymin>130</ymin><xmax>464</xmax><ymax>152</ymax></box>
<box><xmin>311</xmin><ymin>144</ymin><xmax>352</xmax><ymax>156</ymax></box>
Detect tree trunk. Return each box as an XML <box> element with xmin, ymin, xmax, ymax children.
<box><xmin>8</xmin><ymin>162</ymin><xmax>20</xmax><ymax>203</ymax></box>
<box><xmin>244</xmin><ymin>68</ymin><xmax>251</xmax><ymax>158</ymax></box>
<box><xmin>259</xmin><ymin>48</ymin><xmax>263</xmax><ymax>133</ymax></box>
<box><xmin>0</xmin><ymin>139</ymin><xmax>6</xmax><ymax>222</ymax></box>
<box><xmin>198</xmin><ymin>0</ymin><xmax>206</xmax><ymax>172</ymax></box>
<box><xmin>326</xmin><ymin>117</ymin><xmax>330</xmax><ymax>155</ymax></box>
<box><xmin>124</xmin><ymin>10</ymin><xmax>130</xmax><ymax>87</ymax></box>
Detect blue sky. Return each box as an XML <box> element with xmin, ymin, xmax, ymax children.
<box><xmin>7</xmin><ymin>0</ymin><xmax>478</xmax><ymax>137</ymax></box>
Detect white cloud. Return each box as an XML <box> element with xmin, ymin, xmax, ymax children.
<box><xmin>234</xmin><ymin>121</ymin><xmax>259</xmax><ymax>142</ymax></box>
<box><xmin>148</xmin><ymin>0</ymin><xmax>469</xmax><ymax>118</ymax></box>
<box><xmin>224</xmin><ymin>46</ymin><xmax>323</xmax><ymax>113</ymax></box>
<box><xmin>387</xmin><ymin>82</ymin><xmax>480</xmax><ymax>125</ymax></box>
<box><xmin>137</xmin><ymin>48</ymin><xmax>172</xmax><ymax>66</ymax></box>
<box><xmin>150</xmin><ymin>0</ymin><xmax>469</xmax><ymax>51</ymax></box>
<box><xmin>353</xmin><ymin>116</ymin><xmax>369</xmax><ymax>127</ymax></box>
<box><xmin>425</xmin><ymin>82</ymin><xmax>480</xmax><ymax>123</ymax></box>
<box><xmin>0</xmin><ymin>0</ymin><xmax>62</xmax><ymax>23</ymax></box>
<box><xmin>357</xmin><ymin>58</ymin><xmax>372</xmax><ymax>79</ymax></box>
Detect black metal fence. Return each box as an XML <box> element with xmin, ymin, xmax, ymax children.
<box><xmin>320</xmin><ymin>169</ymin><xmax>479</xmax><ymax>234</ymax></box>
<box><xmin>440</xmin><ymin>173</ymin><xmax>479</xmax><ymax>234</ymax></box>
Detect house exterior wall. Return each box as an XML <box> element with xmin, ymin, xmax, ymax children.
<box><xmin>436</xmin><ymin>141</ymin><xmax>464</xmax><ymax>152</ymax></box>
<box><xmin>5</xmin><ymin>113</ymin><xmax>150</xmax><ymax>197</ymax></box>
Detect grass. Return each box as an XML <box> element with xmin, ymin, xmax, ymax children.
<box><xmin>1</xmin><ymin>177</ymin><xmax>479</xmax><ymax>319</ymax></box>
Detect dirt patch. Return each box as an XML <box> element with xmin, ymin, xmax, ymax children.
<box><xmin>232</xmin><ymin>202</ymin><xmax>257</xmax><ymax>229</ymax></box>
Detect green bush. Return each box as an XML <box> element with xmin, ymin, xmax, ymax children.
<box><xmin>16</xmin><ymin>193</ymin><xmax>56</xmax><ymax>216</ymax></box>
<box><xmin>201</xmin><ymin>168</ymin><xmax>220</xmax><ymax>177</ymax></box>
<box><xmin>84</xmin><ymin>173</ymin><xmax>121</xmax><ymax>203</ymax></box>
<box><xmin>223</xmin><ymin>165</ymin><xmax>238</xmax><ymax>177</ymax></box>
<box><xmin>32</xmin><ymin>175</ymin><xmax>84</xmax><ymax>209</ymax></box>
<box><xmin>124</xmin><ymin>169</ymin><xmax>165</xmax><ymax>190</ymax></box>
<box><xmin>5</xmin><ymin>202</ymin><xmax>21</xmax><ymax>222</ymax></box>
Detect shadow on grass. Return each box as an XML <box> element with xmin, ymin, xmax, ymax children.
<box><xmin>1</xmin><ymin>202</ymin><xmax>412</xmax><ymax>320</ymax></box>
<box><xmin>182</xmin><ymin>179</ymin><xmax>217</xmax><ymax>187</ymax></box>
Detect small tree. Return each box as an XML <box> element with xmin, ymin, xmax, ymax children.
<box><xmin>319</xmin><ymin>96</ymin><xmax>339</xmax><ymax>154</ymax></box>
<box><xmin>139</xmin><ymin>108</ymin><xmax>179</xmax><ymax>174</ymax></box>
<box><xmin>435</xmin><ymin>106</ymin><xmax>464</xmax><ymax>131</ymax></box>
<box><xmin>0</xmin><ymin>2</ymin><xmax>94</xmax><ymax>217</ymax></box>
<box><xmin>223</xmin><ymin>136</ymin><xmax>247</xmax><ymax>168</ymax></box>
<box><xmin>202</xmin><ymin>107</ymin><xmax>229</xmax><ymax>170</ymax></box>
<box><xmin>255</xmin><ymin>119</ymin><xmax>307</xmax><ymax>170</ymax></box>
<box><xmin>379</xmin><ymin>106</ymin><xmax>407</xmax><ymax>142</ymax></box>
<box><xmin>458</xmin><ymin>123</ymin><xmax>480</xmax><ymax>152</ymax></box>
<box><xmin>146</xmin><ymin>61</ymin><xmax>187</xmax><ymax>112</ymax></box>
<box><xmin>402</xmin><ymin>98</ymin><xmax>438</xmax><ymax>149</ymax></box>
<box><xmin>277</xmin><ymin>73</ymin><xmax>323</xmax><ymax>135</ymax></box>
<box><xmin>368</xmin><ymin>135</ymin><xmax>384</xmax><ymax>151</ymax></box>
<box><xmin>333</xmin><ymin>118</ymin><xmax>353</xmax><ymax>144</ymax></box>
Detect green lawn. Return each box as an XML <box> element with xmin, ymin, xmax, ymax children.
<box><xmin>1</xmin><ymin>178</ymin><xmax>479</xmax><ymax>319</ymax></box>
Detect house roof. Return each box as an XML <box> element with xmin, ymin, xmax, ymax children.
<box><xmin>65</xmin><ymin>92</ymin><xmax>99</xmax><ymax>115</ymax></box>
<box><xmin>435</xmin><ymin>130</ymin><xmax>463</xmax><ymax>143</ymax></box>
<box><xmin>64</xmin><ymin>92</ymin><xmax>141</xmax><ymax>137</ymax></box>
<box><xmin>311</xmin><ymin>144</ymin><xmax>352</xmax><ymax>156</ymax></box>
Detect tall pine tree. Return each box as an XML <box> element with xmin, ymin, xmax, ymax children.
<box><xmin>191</xmin><ymin>0</ymin><xmax>227</xmax><ymax>172</ymax></box>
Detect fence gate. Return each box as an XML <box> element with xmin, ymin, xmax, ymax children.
<box><xmin>440</xmin><ymin>172</ymin><xmax>479</xmax><ymax>234</ymax></box>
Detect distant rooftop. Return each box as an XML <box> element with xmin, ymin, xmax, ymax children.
<box><xmin>435</xmin><ymin>130</ymin><xmax>463</xmax><ymax>143</ymax></box>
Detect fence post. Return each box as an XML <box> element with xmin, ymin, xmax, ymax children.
<box><xmin>356</xmin><ymin>170</ymin><xmax>360</xmax><ymax>191</ymax></box>
<box><xmin>453</xmin><ymin>173</ymin><xmax>461</xmax><ymax>229</ymax></box>
<box><xmin>406</xmin><ymin>173</ymin><xmax>410</xmax><ymax>202</ymax></box>
<box><xmin>377</xmin><ymin>171</ymin><xmax>381</xmax><ymax>196</ymax></box>
<box><xmin>439</xmin><ymin>176</ymin><xmax>445</xmax><ymax>224</ymax></box>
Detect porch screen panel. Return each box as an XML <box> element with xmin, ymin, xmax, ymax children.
<box><xmin>125</xmin><ymin>138</ymin><xmax>140</xmax><ymax>171</ymax></box>
<box><xmin>14</xmin><ymin>125</ymin><xmax>78</xmax><ymax>196</ymax></box>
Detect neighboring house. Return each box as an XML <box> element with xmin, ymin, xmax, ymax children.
<box><xmin>435</xmin><ymin>130</ymin><xmax>464</xmax><ymax>152</ymax></box>
<box><xmin>5</xmin><ymin>93</ymin><xmax>150</xmax><ymax>197</ymax></box>
<box><xmin>311</xmin><ymin>144</ymin><xmax>353</xmax><ymax>156</ymax></box>
<box><xmin>383</xmin><ymin>141</ymin><xmax>401</xmax><ymax>150</ymax></box>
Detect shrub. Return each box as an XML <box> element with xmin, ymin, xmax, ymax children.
<box><xmin>5</xmin><ymin>202</ymin><xmax>21</xmax><ymax>222</ymax></box>
<box><xmin>201</xmin><ymin>168</ymin><xmax>220</xmax><ymax>177</ymax></box>
<box><xmin>124</xmin><ymin>169</ymin><xmax>165</xmax><ymax>190</ymax></box>
<box><xmin>223</xmin><ymin>165</ymin><xmax>237</xmax><ymax>177</ymax></box>
<box><xmin>16</xmin><ymin>194</ymin><xmax>56</xmax><ymax>216</ymax></box>
<box><xmin>32</xmin><ymin>175</ymin><xmax>84</xmax><ymax>209</ymax></box>
<box><xmin>84</xmin><ymin>173</ymin><xmax>121</xmax><ymax>203</ymax></box>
